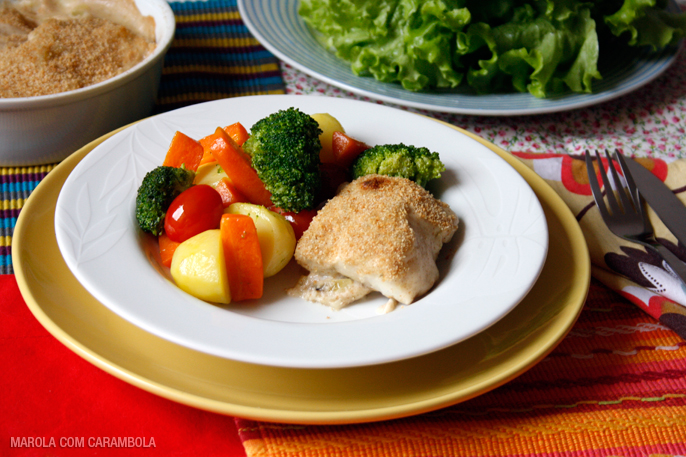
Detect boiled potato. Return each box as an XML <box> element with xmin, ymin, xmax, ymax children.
<box><xmin>193</xmin><ymin>162</ymin><xmax>229</xmax><ymax>187</ymax></box>
<box><xmin>170</xmin><ymin>229</ymin><xmax>231</xmax><ymax>304</ymax></box>
<box><xmin>225</xmin><ymin>203</ymin><xmax>295</xmax><ymax>277</ymax></box>
<box><xmin>310</xmin><ymin>112</ymin><xmax>344</xmax><ymax>164</ymax></box>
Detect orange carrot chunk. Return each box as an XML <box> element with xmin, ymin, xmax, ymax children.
<box><xmin>198</xmin><ymin>122</ymin><xmax>249</xmax><ymax>165</ymax></box>
<box><xmin>199</xmin><ymin>134</ymin><xmax>214</xmax><ymax>151</ymax></box>
<box><xmin>159</xmin><ymin>233</ymin><xmax>180</xmax><ymax>268</ymax></box>
<box><xmin>199</xmin><ymin>134</ymin><xmax>218</xmax><ymax>166</ymax></box>
<box><xmin>215</xmin><ymin>177</ymin><xmax>248</xmax><ymax>207</ymax></box>
<box><xmin>198</xmin><ymin>149</ymin><xmax>217</xmax><ymax>166</ymax></box>
<box><xmin>332</xmin><ymin>131</ymin><xmax>370</xmax><ymax>169</ymax></box>
<box><xmin>162</xmin><ymin>131</ymin><xmax>204</xmax><ymax>171</ymax></box>
<box><xmin>224</xmin><ymin>122</ymin><xmax>250</xmax><ymax>146</ymax></box>
<box><xmin>221</xmin><ymin>213</ymin><xmax>263</xmax><ymax>301</ymax></box>
<box><xmin>207</xmin><ymin>127</ymin><xmax>272</xmax><ymax>208</ymax></box>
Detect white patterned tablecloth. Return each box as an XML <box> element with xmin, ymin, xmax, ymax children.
<box><xmin>281</xmin><ymin>50</ymin><xmax>686</xmax><ymax>162</ymax></box>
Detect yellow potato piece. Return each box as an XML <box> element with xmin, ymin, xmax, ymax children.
<box><xmin>170</xmin><ymin>229</ymin><xmax>231</xmax><ymax>304</ymax></box>
<box><xmin>310</xmin><ymin>112</ymin><xmax>345</xmax><ymax>164</ymax></box>
<box><xmin>193</xmin><ymin>162</ymin><xmax>229</xmax><ymax>188</ymax></box>
<box><xmin>225</xmin><ymin>203</ymin><xmax>295</xmax><ymax>277</ymax></box>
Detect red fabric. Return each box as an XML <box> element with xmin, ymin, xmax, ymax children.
<box><xmin>0</xmin><ymin>275</ymin><xmax>247</xmax><ymax>457</ymax></box>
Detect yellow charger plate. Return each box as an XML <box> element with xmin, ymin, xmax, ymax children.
<box><xmin>13</xmin><ymin>121</ymin><xmax>590</xmax><ymax>425</ymax></box>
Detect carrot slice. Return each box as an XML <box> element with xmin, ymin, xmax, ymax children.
<box><xmin>215</xmin><ymin>177</ymin><xmax>248</xmax><ymax>207</ymax></box>
<box><xmin>198</xmin><ymin>149</ymin><xmax>217</xmax><ymax>166</ymax></box>
<box><xmin>159</xmin><ymin>233</ymin><xmax>180</xmax><ymax>268</ymax></box>
<box><xmin>198</xmin><ymin>122</ymin><xmax>249</xmax><ymax>166</ymax></box>
<box><xmin>224</xmin><ymin>122</ymin><xmax>250</xmax><ymax>146</ymax></box>
<box><xmin>199</xmin><ymin>135</ymin><xmax>217</xmax><ymax>166</ymax></box>
<box><xmin>207</xmin><ymin>127</ymin><xmax>272</xmax><ymax>207</ymax></box>
<box><xmin>332</xmin><ymin>131</ymin><xmax>370</xmax><ymax>169</ymax></box>
<box><xmin>162</xmin><ymin>131</ymin><xmax>204</xmax><ymax>171</ymax></box>
<box><xmin>221</xmin><ymin>213</ymin><xmax>263</xmax><ymax>301</ymax></box>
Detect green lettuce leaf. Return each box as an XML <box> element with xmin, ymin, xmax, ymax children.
<box><xmin>459</xmin><ymin>4</ymin><xmax>601</xmax><ymax>97</ymax></box>
<box><xmin>299</xmin><ymin>0</ymin><xmax>471</xmax><ymax>91</ymax></box>
<box><xmin>298</xmin><ymin>0</ymin><xmax>685</xmax><ymax>97</ymax></box>
<box><xmin>604</xmin><ymin>0</ymin><xmax>686</xmax><ymax>49</ymax></box>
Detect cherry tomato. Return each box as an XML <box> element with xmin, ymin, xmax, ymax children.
<box><xmin>318</xmin><ymin>162</ymin><xmax>348</xmax><ymax>202</ymax></box>
<box><xmin>164</xmin><ymin>185</ymin><xmax>224</xmax><ymax>243</ymax></box>
<box><xmin>331</xmin><ymin>131</ymin><xmax>370</xmax><ymax>169</ymax></box>
<box><xmin>271</xmin><ymin>207</ymin><xmax>317</xmax><ymax>240</ymax></box>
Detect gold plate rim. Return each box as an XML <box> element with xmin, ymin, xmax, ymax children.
<box><xmin>13</xmin><ymin>119</ymin><xmax>590</xmax><ymax>425</ymax></box>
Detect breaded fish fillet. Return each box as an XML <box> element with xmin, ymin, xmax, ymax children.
<box><xmin>291</xmin><ymin>174</ymin><xmax>458</xmax><ymax>307</ymax></box>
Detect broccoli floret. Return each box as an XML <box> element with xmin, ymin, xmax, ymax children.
<box><xmin>351</xmin><ymin>143</ymin><xmax>445</xmax><ymax>187</ymax></box>
<box><xmin>135</xmin><ymin>166</ymin><xmax>195</xmax><ymax>236</ymax></box>
<box><xmin>242</xmin><ymin>107</ymin><xmax>322</xmax><ymax>212</ymax></box>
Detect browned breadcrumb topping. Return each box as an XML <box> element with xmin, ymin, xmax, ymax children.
<box><xmin>0</xmin><ymin>6</ymin><xmax>33</xmax><ymax>47</ymax></box>
<box><xmin>0</xmin><ymin>10</ymin><xmax>154</xmax><ymax>98</ymax></box>
<box><xmin>0</xmin><ymin>6</ymin><xmax>34</xmax><ymax>32</ymax></box>
<box><xmin>295</xmin><ymin>174</ymin><xmax>458</xmax><ymax>281</ymax></box>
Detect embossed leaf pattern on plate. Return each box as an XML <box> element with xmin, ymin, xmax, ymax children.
<box><xmin>56</xmin><ymin>126</ymin><xmax>162</xmax><ymax>265</ymax></box>
<box><xmin>453</xmin><ymin>157</ymin><xmax>547</xmax><ymax>299</ymax></box>
<box><xmin>53</xmin><ymin>96</ymin><xmax>549</xmax><ymax>368</ymax></box>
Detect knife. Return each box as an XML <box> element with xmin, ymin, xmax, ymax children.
<box><xmin>616</xmin><ymin>152</ymin><xmax>686</xmax><ymax>248</ymax></box>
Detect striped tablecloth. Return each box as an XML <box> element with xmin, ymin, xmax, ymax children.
<box><xmin>2</xmin><ymin>166</ymin><xmax>54</xmax><ymax>274</ymax></box>
<box><xmin>4</xmin><ymin>1</ymin><xmax>686</xmax><ymax>455</ymax></box>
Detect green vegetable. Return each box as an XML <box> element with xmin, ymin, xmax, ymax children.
<box><xmin>458</xmin><ymin>4</ymin><xmax>602</xmax><ymax>97</ymax></box>
<box><xmin>604</xmin><ymin>0</ymin><xmax>686</xmax><ymax>49</ymax></box>
<box><xmin>299</xmin><ymin>0</ymin><xmax>686</xmax><ymax>97</ymax></box>
<box><xmin>351</xmin><ymin>143</ymin><xmax>445</xmax><ymax>187</ymax></box>
<box><xmin>135</xmin><ymin>166</ymin><xmax>195</xmax><ymax>236</ymax></box>
<box><xmin>242</xmin><ymin>107</ymin><xmax>322</xmax><ymax>212</ymax></box>
<box><xmin>300</xmin><ymin>0</ymin><xmax>470</xmax><ymax>92</ymax></box>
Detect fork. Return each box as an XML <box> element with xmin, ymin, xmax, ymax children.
<box><xmin>585</xmin><ymin>149</ymin><xmax>686</xmax><ymax>284</ymax></box>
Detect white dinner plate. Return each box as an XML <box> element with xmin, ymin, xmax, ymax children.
<box><xmin>54</xmin><ymin>95</ymin><xmax>548</xmax><ymax>368</ymax></box>
<box><xmin>238</xmin><ymin>0</ymin><xmax>682</xmax><ymax>116</ymax></box>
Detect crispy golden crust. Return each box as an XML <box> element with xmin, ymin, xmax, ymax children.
<box><xmin>0</xmin><ymin>11</ymin><xmax>154</xmax><ymax>97</ymax></box>
<box><xmin>0</xmin><ymin>6</ymin><xmax>35</xmax><ymax>33</ymax></box>
<box><xmin>295</xmin><ymin>174</ymin><xmax>458</xmax><ymax>283</ymax></box>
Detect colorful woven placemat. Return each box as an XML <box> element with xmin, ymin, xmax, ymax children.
<box><xmin>156</xmin><ymin>0</ymin><xmax>285</xmax><ymax>113</ymax></box>
<box><xmin>1</xmin><ymin>0</ymin><xmax>284</xmax><ymax>276</ymax></box>
<box><xmin>237</xmin><ymin>281</ymin><xmax>686</xmax><ymax>456</ymax></box>
<box><xmin>1</xmin><ymin>166</ymin><xmax>55</xmax><ymax>275</ymax></box>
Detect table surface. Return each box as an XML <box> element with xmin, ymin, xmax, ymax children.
<box><xmin>3</xmin><ymin>0</ymin><xmax>686</xmax><ymax>456</ymax></box>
